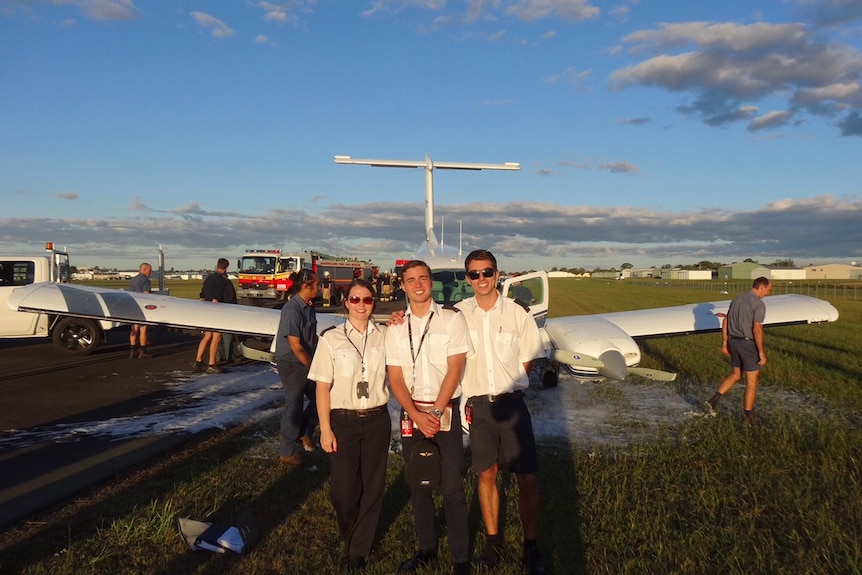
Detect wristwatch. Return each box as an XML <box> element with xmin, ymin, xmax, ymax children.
<box><xmin>430</xmin><ymin>407</ymin><xmax>444</xmax><ymax>419</ymax></box>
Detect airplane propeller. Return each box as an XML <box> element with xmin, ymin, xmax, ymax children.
<box><xmin>549</xmin><ymin>348</ymin><xmax>677</xmax><ymax>382</ymax></box>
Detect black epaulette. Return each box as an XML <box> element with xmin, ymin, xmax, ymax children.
<box><xmin>441</xmin><ymin>304</ymin><xmax>461</xmax><ymax>313</ymax></box>
<box><xmin>320</xmin><ymin>325</ymin><xmax>338</xmax><ymax>335</ymax></box>
<box><xmin>513</xmin><ymin>298</ymin><xmax>531</xmax><ymax>312</ymax></box>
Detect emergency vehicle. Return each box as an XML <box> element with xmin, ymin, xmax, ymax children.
<box><xmin>236</xmin><ymin>249</ymin><xmax>306</xmax><ymax>304</ymax></box>
<box><xmin>310</xmin><ymin>253</ymin><xmax>378</xmax><ymax>305</ymax></box>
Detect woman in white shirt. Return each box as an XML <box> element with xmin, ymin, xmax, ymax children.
<box><xmin>310</xmin><ymin>278</ymin><xmax>389</xmax><ymax>572</ymax></box>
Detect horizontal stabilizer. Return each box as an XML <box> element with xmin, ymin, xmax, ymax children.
<box><xmin>628</xmin><ymin>367</ymin><xmax>677</xmax><ymax>382</ymax></box>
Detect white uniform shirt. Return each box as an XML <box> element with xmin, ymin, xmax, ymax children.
<box><xmin>456</xmin><ymin>295</ymin><xmax>544</xmax><ymax>398</ymax></box>
<box><xmin>309</xmin><ymin>320</ymin><xmax>389</xmax><ymax>410</ymax></box>
<box><xmin>384</xmin><ymin>301</ymin><xmax>472</xmax><ymax>402</ymax></box>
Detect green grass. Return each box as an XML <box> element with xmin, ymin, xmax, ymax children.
<box><xmin>2</xmin><ymin>278</ymin><xmax>860</xmax><ymax>574</ymax></box>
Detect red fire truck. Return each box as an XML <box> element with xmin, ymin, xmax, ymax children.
<box><xmin>310</xmin><ymin>253</ymin><xmax>378</xmax><ymax>306</ymax></box>
<box><xmin>236</xmin><ymin>249</ymin><xmax>306</xmax><ymax>304</ymax></box>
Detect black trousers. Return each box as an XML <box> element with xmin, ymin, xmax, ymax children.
<box><xmin>329</xmin><ymin>408</ymin><xmax>391</xmax><ymax>557</ymax></box>
<box><xmin>400</xmin><ymin>404</ymin><xmax>469</xmax><ymax>563</ymax></box>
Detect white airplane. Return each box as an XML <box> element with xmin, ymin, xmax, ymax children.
<box><xmin>6</xmin><ymin>155</ymin><xmax>840</xmax><ymax>384</ymax></box>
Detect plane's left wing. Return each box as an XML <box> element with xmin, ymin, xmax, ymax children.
<box><xmin>593</xmin><ymin>293</ymin><xmax>839</xmax><ymax>338</ymax></box>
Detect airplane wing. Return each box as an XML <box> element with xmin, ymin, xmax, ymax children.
<box><xmin>542</xmin><ymin>292</ymin><xmax>839</xmax><ymax>382</ymax></box>
<box><xmin>6</xmin><ymin>282</ymin><xmax>344</xmax><ymax>338</ymax></box>
<box><xmin>588</xmin><ymin>293</ymin><xmax>840</xmax><ymax>338</ymax></box>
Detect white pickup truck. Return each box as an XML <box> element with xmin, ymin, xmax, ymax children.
<box><xmin>0</xmin><ymin>243</ymin><xmax>116</xmax><ymax>355</ymax></box>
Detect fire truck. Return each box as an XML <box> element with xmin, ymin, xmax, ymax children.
<box><xmin>310</xmin><ymin>253</ymin><xmax>378</xmax><ymax>306</ymax></box>
<box><xmin>236</xmin><ymin>249</ymin><xmax>306</xmax><ymax>304</ymax></box>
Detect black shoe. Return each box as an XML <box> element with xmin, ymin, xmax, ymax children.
<box><xmin>523</xmin><ymin>543</ymin><xmax>545</xmax><ymax>575</ymax></box>
<box><xmin>477</xmin><ymin>541</ymin><xmax>503</xmax><ymax>568</ymax></box>
<box><xmin>137</xmin><ymin>348</ymin><xmax>151</xmax><ymax>359</ymax></box>
<box><xmin>347</xmin><ymin>555</ymin><xmax>366</xmax><ymax>572</ymax></box>
<box><xmin>399</xmin><ymin>549</ymin><xmax>437</xmax><ymax>572</ymax></box>
<box><xmin>452</xmin><ymin>561</ymin><xmax>470</xmax><ymax>575</ymax></box>
<box><xmin>192</xmin><ymin>361</ymin><xmax>207</xmax><ymax>372</ymax></box>
<box><xmin>130</xmin><ymin>349</ymin><xmax>138</xmax><ymax>359</ymax></box>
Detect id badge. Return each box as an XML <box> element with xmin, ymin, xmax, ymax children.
<box><xmin>400</xmin><ymin>410</ymin><xmax>413</xmax><ymax>437</ymax></box>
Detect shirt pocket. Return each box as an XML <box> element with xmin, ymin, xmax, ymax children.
<box><xmin>494</xmin><ymin>331</ymin><xmax>518</xmax><ymax>363</ymax></box>
<box><xmin>366</xmin><ymin>345</ymin><xmax>386</xmax><ymax>383</ymax></box>
<box><xmin>335</xmin><ymin>348</ymin><xmax>361</xmax><ymax>380</ymax></box>
<box><xmin>427</xmin><ymin>333</ymin><xmax>451</xmax><ymax>370</ymax></box>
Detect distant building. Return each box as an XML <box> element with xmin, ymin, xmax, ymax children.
<box><xmin>660</xmin><ymin>269</ymin><xmax>711</xmax><ymax>280</ymax></box>
<box><xmin>769</xmin><ymin>268</ymin><xmax>806</xmax><ymax>280</ymax></box>
<box><xmin>805</xmin><ymin>263</ymin><xmax>862</xmax><ymax>280</ymax></box>
<box><xmin>717</xmin><ymin>262</ymin><xmax>761</xmax><ymax>280</ymax></box>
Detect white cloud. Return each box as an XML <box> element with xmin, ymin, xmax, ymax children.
<box><xmin>190</xmin><ymin>11</ymin><xmax>235</xmax><ymax>38</ymax></box>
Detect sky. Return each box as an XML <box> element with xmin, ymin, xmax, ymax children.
<box><xmin>2</xmin><ymin>0</ymin><xmax>862</xmax><ymax>272</ymax></box>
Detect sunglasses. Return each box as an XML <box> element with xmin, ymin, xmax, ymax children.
<box><xmin>467</xmin><ymin>267</ymin><xmax>497</xmax><ymax>280</ymax></box>
<box><xmin>348</xmin><ymin>295</ymin><xmax>375</xmax><ymax>305</ymax></box>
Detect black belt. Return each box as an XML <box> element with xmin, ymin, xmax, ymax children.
<box><xmin>730</xmin><ymin>336</ymin><xmax>753</xmax><ymax>340</ymax></box>
<box><xmin>470</xmin><ymin>391</ymin><xmax>523</xmax><ymax>404</ymax></box>
<box><xmin>331</xmin><ymin>407</ymin><xmax>384</xmax><ymax>418</ymax></box>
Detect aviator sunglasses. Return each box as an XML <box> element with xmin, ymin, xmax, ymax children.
<box><xmin>348</xmin><ymin>295</ymin><xmax>375</xmax><ymax>305</ymax></box>
<box><xmin>467</xmin><ymin>267</ymin><xmax>497</xmax><ymax>280</ymax></box>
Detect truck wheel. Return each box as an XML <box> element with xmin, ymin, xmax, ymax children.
<box><xmin>52</xmin><ymin>317</ymin><xmax>101</xmax><ymax>356</ymax></box>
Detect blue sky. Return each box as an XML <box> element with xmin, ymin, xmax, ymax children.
<box><xmin>2</xmin><ymin>0</ymin><xmax>861</xmax><ymax>272</ymax></box>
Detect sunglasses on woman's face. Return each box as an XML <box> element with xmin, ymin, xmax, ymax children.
<box><xmin>348</xmin><ymin>295</ymin><xmax>375</xmax><ymax>305</ymax></box>
<box><xmin>467</xmin><ymin>267</ymin><xmax>496</xmax><ymax>280</ymax></box>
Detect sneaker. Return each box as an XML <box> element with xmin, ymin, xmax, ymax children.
<box><xmin>279</xmin><ymin>453</ymin><xmax>304</xmax><ymax>466</ymax></box>
<box><xmin>205</xmin><ymin>364</ymin><xmax>224</xmax><ymax>374</ymax></box>
<box><xmin>301</xmin><ymin>435</ymin><xmax>315</xmax><ymax>452</ymax></box>
<box><xmin>523</xmin><ymin>543</ymin><xmax>545</xmax><ymax>575</ymax></box>
<box><xmin>137</xmin><ymin>348</ymin><xmax>151</xmax><ymax>359</ymax></box>
<box><xmin>399</xmin><ymin>549</ymin><xmax>437</xmax><ymax>572</ymax></box>
<box><xmin>703</xmin><ymin>399</ymin><xmax>717</xmax><ymax>417</ymax></box>
<box><xmin>129</xmin><ymin>349</ymin><xmax>138</xmax><ymax>359</ymax></box>
<box><xmin>192</xmin><ymin>361</ymin><xmax>207</xmax><ymax>372</ymax></box>
<box><xmin>742</xmin><ymin>411</ymin><xmax>758</xmax><ymax>427</ymax></box>
<box><xmin>477</xmin><ymin>541</ymin><xmax>503</xmax><ymax>568</ymax></box>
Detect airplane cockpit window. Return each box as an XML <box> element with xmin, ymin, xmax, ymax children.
<box><xmin>508</xmin><ymin>277</ymin><xmax>541</xmax><ymax>307</ymax></box>
<box><xmin>431</xmin><ymin>269</ymin><xmax>474</xmax><ymax>305</ymax></box>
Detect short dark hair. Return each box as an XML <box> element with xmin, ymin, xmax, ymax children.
<box><xmin>464</xmin><ymin>249</ymin><xmax>497</xmax><ymax>271</ymax></box>
<box><xmin>752</xmin><ymin>276</ymin><xmax>770</xmax><ymax>289</ymax></box>
<box><xmin>401</xmin><ymin>260</ymin><xmax>431</xmax><ymax>278</ymax></box>
<box><xmin>217</xmin><ymin>258</ymin><xmax>230</xmax><ymax>270</ymax></box>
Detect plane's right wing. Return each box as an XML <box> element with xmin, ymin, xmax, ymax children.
<box><xmin>7</xmin><ymin>282</ymin><xmax>344</xmax><ymax>337</ymax></box>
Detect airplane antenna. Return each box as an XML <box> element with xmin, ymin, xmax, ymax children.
<box><xmin>334</xmin><ymin>154</ymin><xmax>520</xmax><ymax>257</ymax></box>
<box><xmin>440</xmin><ymin>216</ymin><xmax>445</xmax><ymax>250</ymax></box>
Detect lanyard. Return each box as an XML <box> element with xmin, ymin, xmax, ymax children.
<box><xmin>407</xmin><ymin>311</ymin><xmax>434</xmax><ymax>393</ymax></box>
<box><xmin>343</xmin><ymin>321</ymin><xmax>369</xmax><ymax>382</ymax></box>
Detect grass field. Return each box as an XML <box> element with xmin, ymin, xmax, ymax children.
<box><xmin>1</xmin><ymin>279</ymin><xmax>860</xmax><ymax>574</ymax></box>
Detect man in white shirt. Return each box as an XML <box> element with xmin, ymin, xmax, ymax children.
<box><xmin>458</xmin><ymin>250</ymin><xmax>546</xmax><ymax>575</ymax></box>
<box><xmin>385</xmin><ymin>260</ymin><xmax>472</xmax><ymax>575</ymax></box>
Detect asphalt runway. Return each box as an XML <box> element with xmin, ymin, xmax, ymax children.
<box><xmin>0</xmin><ymin>298</ymin><xmax>407</xmax><ymax>531</ymax></box>
<box><xmin>0</xmin><ymin>326</ymin><xmax>203</xmax><ymax>530</ymax></box>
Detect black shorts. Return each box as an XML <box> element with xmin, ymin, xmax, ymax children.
<box><xmin>468</xmin><ymin>392</ymin><xmax>539</xmax><ymax>475</ymax></box>
<box><xmin>729</xmin><ymin>338</ymin><xmax>761</xmax><ymax>372</ymax></box>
